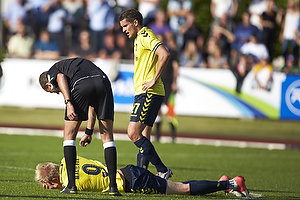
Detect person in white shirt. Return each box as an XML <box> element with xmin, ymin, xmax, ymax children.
<box><xmin>240</xmin><ymin>33</ymin><xmax>269</xmax><ymax>64</ymax></box>
<box><xmin>280</xmin><ymin>0</ymin><xmax>300</xmax><ymax>59</ymax></box>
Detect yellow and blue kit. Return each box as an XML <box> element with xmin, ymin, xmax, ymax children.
<box><xmin>59</xmin><ymin>156</ymin><xmax>124</xmax><ymax>192</ymax></box>
<box><xmin>133</xmin><ymin>27</ymin><xmax>165</xmax><ymax>96</ymax></box>
<box><xmin>59</xmin><ymin>156</ymin><xmax>168</xmax><ymax>194</ymax></box>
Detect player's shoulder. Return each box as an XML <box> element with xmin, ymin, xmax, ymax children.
<box><xmin>139</xmin><ymin>27</ymin><xmax>156</xmax><ymax>38</ymax></box>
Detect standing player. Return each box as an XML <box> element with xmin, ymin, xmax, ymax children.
<box><xmin>38</xmin><ymin>58</ymin><xmax>121</xmax><ymax>196</ymax></box>
<box><xmin>119</xmin><ymin>8</ymin><xmax>172</xmax><ymax>178</ymax></box>
<box><xmin>155</xmin><ymin>35</ymin><xmax>179</xmax><ymax>143</ymax></box>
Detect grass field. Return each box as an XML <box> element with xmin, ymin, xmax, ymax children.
<box><xmin>1</xmin><ymin>106</ymin><xmax>300</xmax><ymax>142</ymax></box>
<box><xmin>0</xmin><ymin>106</ymin><xmax>300</xmax><ymax>199</ymax></box>
<box><xmin>0</xmin><ymin>134</ymin><xmax>299</xmax><ymax>200</ymax></box>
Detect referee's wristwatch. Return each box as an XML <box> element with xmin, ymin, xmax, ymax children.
<box><xmin>65</xmin><ymin>99</ymin><xmax>71</xmax><ymax>104</ymax></box>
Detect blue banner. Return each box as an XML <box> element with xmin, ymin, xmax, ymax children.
<box><xmin>280</xmin><ymin>75</ymin><xmax>300</xmax><ymax>120</ymax></box>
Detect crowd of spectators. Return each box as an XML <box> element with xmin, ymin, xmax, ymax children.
<box><xmin>2</xmin><ymin>0</ymin><xmax>300</xmax><ymax>79</ymax></box>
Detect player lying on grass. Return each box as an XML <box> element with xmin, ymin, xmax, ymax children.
<box><xmin>35</xmin><ymin>156</ymin><xmax>249</xmax><ymax>197</ymax></box>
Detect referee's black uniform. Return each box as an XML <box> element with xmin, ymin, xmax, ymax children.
<box><xmin>46</xmin><ymin>57</ymin><xmax>120</xmax><ymax>195</ymax></box>
<box><xmin>47</xmin><ymin>58</ymin><xmax>114</xmax><ymax>121</ymax></box>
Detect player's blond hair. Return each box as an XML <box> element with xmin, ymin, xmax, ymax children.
<box><xmin>35</xmin><ymin>162</ymin><xmax>59</xmax><ymax>183</ymax></box>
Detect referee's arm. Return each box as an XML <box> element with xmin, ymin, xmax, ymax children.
<box><xmin>56</xmin><ymin>73</ymin><xmax>77</xmax><ymax>120</ymax></box>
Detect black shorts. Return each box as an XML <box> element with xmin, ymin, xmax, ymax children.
<box><xmin>65</xmin><ymin>74</ymin><xmax>114</xmax><ymax>121</ymax></box>
<box><xmin>163</xmin><ymin>81</ymin><xmax>172</xmax><ymax>105</ymax></box>
<box><xmin>130</xmin><ymin>93</ymin><xmax>164</xmax><ymax>126</ymax></box>
<box><xmin>120</xmin><ymin>165</ymin><xmax>167</xmax><ymax>194</ymax></box>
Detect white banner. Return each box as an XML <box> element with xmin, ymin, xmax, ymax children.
<box><xmin>0</xmin><ymin>58</ymin><xmax>294</xmax><ymax>119</ymax></box>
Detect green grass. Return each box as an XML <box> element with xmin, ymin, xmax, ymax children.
<box><xmin>0</xmin><ymin>134</ymin><xmax>299</xmax><ymax>199</ymax></box>
<box><xmin>1</xmin><ymin>106</ymin><xmax>300</xmax><ymax>141</ymax></box>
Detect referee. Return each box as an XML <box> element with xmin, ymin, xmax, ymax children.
<box><xmin>39</xmin><ymin>58</ymin><xmax>121</xmax><ymax>196</ymax></box>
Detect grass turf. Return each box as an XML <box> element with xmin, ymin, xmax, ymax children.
<box><xmin>0</xmin><ymin>134</ymin><xmax>299</xmax><ymax>200</ymax></box>
<box><xmin>1</xmin><ymin>106</ymin><xmax>300</xmax><ymax>141</ymax></box>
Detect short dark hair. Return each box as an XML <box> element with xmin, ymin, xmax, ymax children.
<box><xmin>39</xmin><ymin>71</ymin><xmax>48</xmax><ymax>90</ymax></box>
<box><xmin>119</xmin><ymin>8</ymin><xmax>143</xmax><ymax>26</ymax></box>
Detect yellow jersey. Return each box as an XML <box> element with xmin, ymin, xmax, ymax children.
<box><xmin>59</xmin><ymin>156</ymin><xmax>124</xmax><ymax>193</ymax></box>
<box><xmin>253</xmin><ymin>63</ymin><xmax>273</xmax><ymax>74</ymax></box>
<box><xmin>134</xmin><ymin>27</ymin><xmax>165</xmax><ymax>96</ymax></box>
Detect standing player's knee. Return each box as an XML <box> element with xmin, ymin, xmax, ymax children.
<box><xmin>127</xmin><ymin>128</ymin><xmax>141</xmax><ymax>142</ymax></box>
<box><xmin>127</xmin><ymin>130</ymin><xmax>138</xmax><ymax>142</ymax></box>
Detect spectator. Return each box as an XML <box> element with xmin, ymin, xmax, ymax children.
<box><xmin>27</xmin><ymin>0</ymin><xmax>51</xmax><ymax>39</ymax></box>
<box><xmin>180</xmin><ymin>40</ymin><xmax>205</xmax><ymax>68</ymax></box>
<box><xmin>68</xmin><ymin>30</ymin><xmax>97</xmax><ymax>61</ymax></box>
<box><xmin>148</xmin><ymin>9</ymin><xmax>173</xmax><ymax>41</ymax></box>
<box><xmin>155</xmin><ymin>35</ymin><xmax>179</xmax><ymax>143</ymax></box>
<box><xmin>230</xmin><ymin>12</ymin><xmax>261</xmax><ymax>64</ymax></box>
<box><xmin>3</xmin><ymin>0</ymin><xmax>28</xmax><ymax>36</ymax></box>
<box><xmin>137</xmin><ymin>0</ymin><xmax>160</xmax><ymax>26</ymax></box>
<box><xmin>210</xmin><ymin>0</ymin><xmax>238</xmax><ymax>19</ymax></box>
<box><xmin>115</xmin><ymin>0</ymin><xmax>135</xmax><ymax>12</ymax></box>
<box><xmin>240</xmin><ymin>33</ymin><xmax>269</xmax><ymax>64</ymax></box>
<box><xmin>62</xmin><ymin>0</ymin><xmax>88</xmax><ymax>45</ymax></box>
<box><xmin>280</xmin><ymin>0</ymin><xmax>300</xmax><ymax>60</ymax></box>
<box><xmin>232</xmin><ymin>54</ymin><xmax>253</xmax><ymax>93</ymax></box>
<box><xmin>210</xmin><ymin>24</ymin><xmax>235</xmax><ymax>62</ymax></box>
<box><xmin>252</xmin><ymin>57</ymin><xmax>273</xmax><ymax>91</ymax></box>
<box><xmin>87</xmin><ymin>0</ymin><xmax>115</xmax><ymax>52</ymax></box>
<box><xmin>260</xmin><ymin>0</ymin><xmax>282</xmax><ymax>60</ymax></box>
<box><xmin>209</xmin><ymin>12</ymin><xmax>235</xmax><ymax>37</ymax></box>
<box><xmin>7</xmin><ymin>22</ymin><xmax>34</xmax><ymax>59</ymax></box>
<box><xmin>207</xmin><ymin>44</ymin><xmax>229</xmax><ymax>69</ymax></box>
<box><xmin>114</xmin><ymin>0</ymin><xmax>136</xmax><ymax>32</ymax></box>
<box><xmin>167</xmin><ymin>0</ymin><xmax>192</xmax><ymax>50</ymax></box>
<box><xmin>98</xmin><ymin>33</ymin><xmax>121</xmax><ymax>60</ymax></box>
<box><xmin>115</xmin><ymin>31</ymin><xmax>134</xmax><ymax>60</ymax></box>
<box><xmin>34</xmin><ymin>29</ymin><xmax>60</xmax><ymax>60</ymax></box>
<box><xmin>178</xmin><ymin>11</ymin><xmax>204</xmax><ymax>53</ymax></box>
<box><xmin>295</xmin><ymin>19</ymin><xmax>300</xmax><ymax>66</ymax></box>
<box><xmin>210</xmin><ymin>0</ymin><xmax>238</xmax><ymax>29</ymax></box>
<box><xmin>204</xmin><ymin>36</ymin><xmax>217</xmax><ymax>64</ymax></box>
<box><xmin>248</xmin><ymin>0</ymin><xmax>268</xmax><ymax>30</ymax></box>
<box><xmin>42</xmin><ymin>0</ymin><xmax>69</xmax><ymax>56</ymax></box>
<box><xmin>281</xmin><ymin>54</ymin><xmax>299</xmax><ymax>74</ymax></box>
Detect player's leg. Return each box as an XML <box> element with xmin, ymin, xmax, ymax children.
<box><xmin>128</xmin><ymin>121</ymin><xmax>169</xmax><ymax>174</ymax></box>
<box><xmin>154</xmin><ymin>109</ymin><xmax>162</xmax><ymax>142</ymax></box>
<box><xmin>165</xmin><ymin>181</ymin><xmax>189</xmax><ymax>195</ymax></box>
<box><xmin>166</xmin><ymin>179</ymin><xmax>231</xmax><ymax>195</ymax></box>
<box><xmin>128</xmin><ymin>93</ymin><xmax>171</xmax><ymax>177</ymax></box>
<box><xmin>98</xmin><ymin>119</ymin><xmax>121</xmax><ymax>196</ymax></box>
<box><xmin>178</xmin><ymin>179</ymin><xmax>235</xmax><ymax>195</ymax></box>
<box><xmin>62</xmin><ymin>120</ymin><xmax>82</xmax><ymax>193</ymax></box>
<box><xmin>136</xmin><ymin>125</ymin><xmax>151</xmax><ymax>169</ymax></box>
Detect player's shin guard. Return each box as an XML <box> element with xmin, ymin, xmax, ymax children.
<box><xmin>134</xmin><ymin>136</ymin><xmax>167</xmax><ymax>173</ymax></box>
<box><xmin>182</xmin><ymin>180</ymin><xmax>228</xmax><ymax>195</ymax></box>
<box><xmin>63</xmin><ymin>140</ymin><xmax>77</xmax><ymax>189</ymax></box>
<box><xmin>103</xmin><ymin>141</ymin><xmax>117</xmax><ymax>188</ymax></box>
<box><xmin>137</xmin><ymin>151</ymin><xmax>149</xmax><ymax>169</ymax></box>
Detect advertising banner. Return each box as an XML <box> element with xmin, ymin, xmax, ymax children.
<box><xmin>280</xmin><ymin>75</ymin><xmax>300</xmax><ymax>120</ymax></box>
<box><xmin>1</xmin><ymin>58</ymin><xmax>300</xmax><ymax>120</ymax></box>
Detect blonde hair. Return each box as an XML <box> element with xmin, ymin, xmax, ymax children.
<box><xmin>35</xmin><ymin>162</ymin><xmax>59</xmax><ymax>183</ymax></box>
